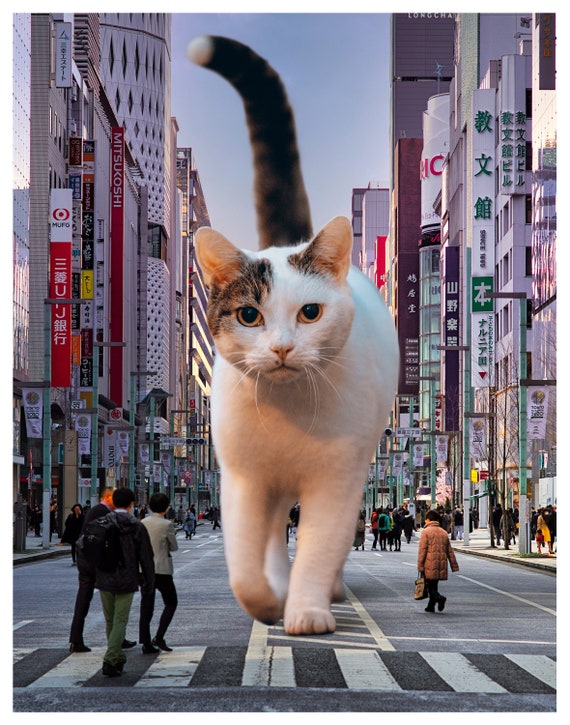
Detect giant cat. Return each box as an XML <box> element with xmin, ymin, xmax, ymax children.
<box><xmin>187</xmin><ymin>35</ymin><xmax>399</xmax><ymax>635</ymax></box>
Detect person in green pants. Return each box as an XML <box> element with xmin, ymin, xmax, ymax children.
<box><xmin>94</xmin><ymin>487</ymin><xmax>155</xmax><ymax>677</ymax></box>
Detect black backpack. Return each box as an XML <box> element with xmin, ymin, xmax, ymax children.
<box><xmin>77</xmin><ymin>514</ymin><xmax>123</xmax><ymax>571</ymax></box>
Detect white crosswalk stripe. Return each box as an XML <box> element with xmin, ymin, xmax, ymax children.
<box><xmin>419</xmin><ymin>652</ymin><xmax>508</xmax><ymax>693</ymax></box>
<box><xmin>28</xmin><ymin>647</ymin><xmax>106</xmax><ymax>688</ymax></box>
<box><xmin>335</xmin><ymin>649</ymin><xmax>402</xmax><ymax>690</ymax></box>
<box><xmin>135</xmin><ymin>646</ymin><xmax>206</xmax><ymax>687</ymax></box>
<box><xmin>505</xmin><ymin>653</ymin><xmax>557</xmax><ymax>689</ymax></box>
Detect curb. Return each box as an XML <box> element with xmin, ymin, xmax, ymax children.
<box><xmin>452</xmin><ymin>545</ymin><xmax>556</xmax><ymax>573</ymax></box>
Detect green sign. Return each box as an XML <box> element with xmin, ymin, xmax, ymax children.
<box><xmin>472</xmin><ymin>277</ymin><xmax>493</xmax><ymax>312</ymax></box>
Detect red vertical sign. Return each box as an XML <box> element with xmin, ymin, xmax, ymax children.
<box><xmin>50</xmin><ymin>242</ymin><xmax>72</xmax><ymax>386</ymax></box>
<box><xmin>49</xmin><ymin>189</ymin><xmax>73</xmax><ymax>387</ymax></box>
<box><xmin>110</xmin><ymin>127</ymin><xmax>125</xmax><ymax>404</ymax></box>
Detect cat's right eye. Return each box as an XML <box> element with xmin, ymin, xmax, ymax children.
<box><xmin>236</xmin><ymin>306</ymin><xmax>264</xmax><ymax>327</ymax></box>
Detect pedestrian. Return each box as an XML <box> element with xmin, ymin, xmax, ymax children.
<box><xmin>95</xmin><ymin>487</ymin><xmax>155</xmax><ymax>677</ymax></box>
<box><xmin>183</xmin><ymin>507</ymin><xmax>196</xmax><ymax>539</ymax></box>
<box><xmin>370</xmin><ymin>508</ymin><xmax>380</xmax><ymax>550</ymax></box>
<box><xmin>377</xmin><ymin>507</ymin><xmax>391</xmax><ymax>551</ymax></box>
<box><xmin>391</xmin><ymin>508</ymin><xmax>403</xmax><ymax>551</ymax></box>
<box><xmin>60</xmin><ymin>503</ymin><xmax>85</xmax><ymax>565</ymax></box>
<box><xmin>49</xmin><ymin>501</ymin><xmax>58</xmax><ymax>542</ymax></box>
<box><xmin>289</xmin><ymin>503</ymin><xmax>300</xmax><ymax>540</ymax></box>
<box><xmin>543</xmin><ymin>505</ymin><xmax>556</xmax><ymax>553</ymax></box>
<box><xmin>535</xmin><ymin>528</ymin><xmax>545</xmax><ymax>555</ymax></box>
<box><xmin>68</xmin><ymin>487</ymin><xmax>135</xmax><ymax>654</ymax></box>
<box><xmin>211</xmin><ymin>506</ymin><xmax>221</xmax><ymax>530</ymax></box>
<box><xmin>492</xmin><ymin>503</ymin><xmax>503</xmax><ymax>544</ymax></box>
<box><xmin>501</xmin><ymin>507</ymin><xmax>516</xmax><ymax>545</ymax></box>
<box><xmin>453</xmin><ymin>507</ymin><xmax>464</xmax><ymax>540</ymax></box>
<box><xmin>402</xmin><ymin>505</ymin><xmax>415</xmax><ymax>543</ymax></box>
<box><xmin>536</xmin><ymin>507</ymin><xmax>554</xmax><ymax>555</ymax></box>
<box><xmin>417</xmin><ymin>509</ymin><xmax>459</xmax><ymax>613</ymax></box>
<box><xmin>353</xmin><ymin>511</ymin><xmax>366</xmax><ymax>550</ymax></box>
<box><xmin>139</xmin><ymin>492</ymin><xmax>179</xmax><ymax>654</ymax></box>
<box><xmin>31</xmin><ymin>505</ymin><xmax>42</xmax><ymax>537</ymax></box>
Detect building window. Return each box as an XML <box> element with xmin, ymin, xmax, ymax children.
<box><xmin>525</xmin><ymin>246</ymin><xmax>532</xmax><ymax>276</ymax></box>
<box><xmin>525</xmin><ymin>194</ymin><xmax>532</xmax><ymax>224</ymax></box>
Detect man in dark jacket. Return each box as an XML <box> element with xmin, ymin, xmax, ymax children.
<box><xmin>69</xmin><ymin>486</ymin><xmax>116</xmax><ymax>652</ymax></box>
<box><xmin>95</xmin><ymin>487</ymin><xmax>155</xmax><ymax>677</ymax></box>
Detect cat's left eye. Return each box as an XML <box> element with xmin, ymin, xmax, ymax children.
<box><xmin>298</xmin><ymin>303</ymin><xmax>323</xmax><ymax>323</ymax></box>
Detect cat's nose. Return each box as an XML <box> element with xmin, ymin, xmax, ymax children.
<box><xmin>271</xmin><ymin>344</ymin><xmax>294</xmax><ymax>361</ymax></box>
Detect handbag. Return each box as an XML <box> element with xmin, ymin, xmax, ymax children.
<box><xmin>414</xmin><ymin>572</ymin><xmax>428</xmax><ymax>600</ymax></box>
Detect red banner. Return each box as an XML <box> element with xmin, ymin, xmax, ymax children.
<box><xmin>50</xmin><ymin>242</ymin><xmax>72</xmax><ymax>387</ymax></box>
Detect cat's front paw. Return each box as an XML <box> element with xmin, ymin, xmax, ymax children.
<box><xmin>283</xmin><ymin>607</ymin><xmax>336</xmax><ymax>635</ymax></box>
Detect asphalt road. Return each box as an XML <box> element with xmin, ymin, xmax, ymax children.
<box><xmin>13</xmin><ymin>523</ymin><xmax>556</xmax><ymax>713</ymax></box>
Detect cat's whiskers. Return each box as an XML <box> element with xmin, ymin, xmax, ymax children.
<box><xmin>307</xmin><ymin>361</ymin><xmax>345</xmax><ymax>404</ymax></box>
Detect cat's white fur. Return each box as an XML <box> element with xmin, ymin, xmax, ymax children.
<box><xmin>196</xmin><ymin>216</ymin><xmax>399</xmax><ymax>635</ymax></box>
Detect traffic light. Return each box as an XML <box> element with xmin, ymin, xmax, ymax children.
<box><xmin>186</xmin><ymin>437</ymin><xmax>206</xmax><ymax>445</ymax></box>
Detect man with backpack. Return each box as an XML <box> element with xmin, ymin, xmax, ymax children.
<box><xmin>90</xmin><ymin>487</ymin><xmax>155</xmax><ymax>677</ymax></box>
<box><xmin>69</xmin><ymin>486</ymin><xmax>122</xmax><ymax>652</ymax></box>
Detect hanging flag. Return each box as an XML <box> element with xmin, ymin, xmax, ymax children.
<box><xmin>22</xmin><ymin>389</ymin><xmax>43</xmax><ymax>438</ymax></box>
<box><xmin>116</xmin><ymin>430</ymin><xmax>129</xmax><ymax>458</ymax></box>
<box><xmin>527</xmin><ymin>386</ymin><xmax>550</xmax><ymax>440</ymax></box>
<box><xmin>75</xmin><ymin>413</ymin><xmax>91</xmax><ymax>456</ymax></box>
<box><xmin>139</xmin><ymin>442</ymin><xmax>150</xmax><ymax>465</ymax></box>
<box><xmin>469</xmin><ymin>418</ymin><xmax>486</xmax><ymax>460</ymax></box>
<box><xmin>103</xmin><ymin>426</ymin><xmax>117</xmax><ymax>468</ymax></box>
<box><xmin>436</xmin><ymin>435</ymin><xmax>449</xmax><ymax>465</ymax></box>
<box><xmin>413</xmin><ymin>443</ymin><xmax>426</xmax><ymax>468</ymax></box>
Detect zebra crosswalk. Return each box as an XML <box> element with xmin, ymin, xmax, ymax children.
<box><xmin>13</xmin><ymin>645</ymin><xmax>556</xmax><ymax>694</ymax></box>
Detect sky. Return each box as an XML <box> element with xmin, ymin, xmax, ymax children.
<box><xmin>170</xmin><ymin>13</ymin><xmax>391</xmax><ymax>250</ymax></box>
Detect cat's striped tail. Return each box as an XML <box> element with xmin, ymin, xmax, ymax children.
<box><xmin>187</xmin><ymin>35</ymin><xmax>313</xmax><ymax>250</ymax></box>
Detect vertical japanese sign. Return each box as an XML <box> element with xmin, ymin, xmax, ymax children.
<box><xmin>80</xmin><ymin>141</ymin><xmax>95</xmax><ymax>392</ymax></box>
<box><xmin>49</xmin><ymin>189</ymin><xmax>73</xmax><ymax>387</ymax></box>
<box><xmin>442</xmin><ymin>246</ymin><xmax>460</xmax><ymax>430</ymax></box>
<box><xmin>471</xmin><ymin>90</ymin><xmax>496</xmax><ymax>388</ymax></box>
<box><xmin>110</xmin><ymin>128</ymin><xmax>125</xmax><ymax>404</ymax></box>
<box><xmin>471</xmin><ymin>277</ymin><xmax>494</xmax><ymax>386</ymax></box>
<box><xmin>499</xmin><ymin>111</ymin><xmax>527</xmax><ymax>193</ymax></box>
<box><xmin>54</xmin><ymin>22</ymin><xmax>72</xmax><ymax>88</ymax></box>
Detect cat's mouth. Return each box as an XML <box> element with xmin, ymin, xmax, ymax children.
<box><xmin>265</xmin><ymin>361</ymin><xmax>301</xmax><ymax>380</ymax></box>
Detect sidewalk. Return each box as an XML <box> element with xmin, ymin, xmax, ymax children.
<box><xmin>13</xmin><ymin>532</ymin><xmax>73</xmax><ymax>566</ymax></box>
<box><xmin>14</xmin><ymin>527</ymin><xmax>556</xmax><ymax>573</ymax></box>
<box><xmin>450</xmin><ymin>526</ymin><xmax>556</xmax><ymax>573</ymax></box>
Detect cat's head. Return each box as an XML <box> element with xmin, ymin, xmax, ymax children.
<box><xmin>195</xmin><ymin>217</ymin><xmax>355</xmax><ymax>384</ymax></box>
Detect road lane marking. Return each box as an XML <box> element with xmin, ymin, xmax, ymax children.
<box><xmin>336</xmin><ymin>648</ymin><xmax>402</xmax><ymax>690</ymax></box>
<box><xmin>389</xmin><ymin>635</ymin><xmax>555</xmax><ymax>645</ymax></box>
<box><xmin>419</xmin><ymin>652</ymin><xmax>507</xmax><ymax>693</ymax></box>
<box><xmin>28</xmin><ymin>647</ymin><xmax>106</xmax><ymax>688</ymax></box>
<box><xmin>243</xmin><ymin>619</ymin><xmax>297</xmax><ymax>687</ymax></box>
<box><xmin>13</xmin><ymin>620</ymin><xmax>34</xmax><ymax>631</ymax></box>
<box><xmin>457</xmin><ymin>574</ymin><xmax>556</xmax><ymax>615</ymax></box>
<box><xmin>506</xmin><ymin>653</ymin><xmax>556</xmax><ymax>688</ymax></box>
<box><xmin>135</xmin><ymin>646</ymin><xmax>206</xmax><ymax>687</ymax></box>
<box><xmin>345</xmin><ymin>586</ymin><xmax>395</xmax><ymax>651</ymax></box>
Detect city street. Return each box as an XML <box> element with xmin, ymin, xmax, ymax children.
<box><xmin>13</xmin><ymin>523</ymin><xmax>556</xmax><ymax>713</ymax></box>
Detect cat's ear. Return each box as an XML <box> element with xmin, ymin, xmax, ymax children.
<box><xmin>195</xmin><ymin>227</ymin><xmax>247</xmax><ymax>287</ymax></box>
<box><xmin>296</xmin><ymin>216</ymin><xmax>353</xmax><ymax>281</ymax></box>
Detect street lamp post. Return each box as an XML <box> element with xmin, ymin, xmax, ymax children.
<box><xmin>487</xmin><ymin>291</ymin><xmax>530</xmax><ymax>554</ymax></box>
<box><xmin>129</xmin><ymin>371</ymin><xmax>156</xmax><ymax>489</ymax></box>
<box><xmin>419</xmin><ymin>376</ymin><xmax>437</xmax><ymax>508</ymax></box>
<box><xmin>91</xmin><ymin>341</ymin><xmax>126</xmax><ymax>500</ymax></box>
<box><xmin>169</xmin><ymin>409</ymin><xmax>193</xmax><ymax>506</ymax></box>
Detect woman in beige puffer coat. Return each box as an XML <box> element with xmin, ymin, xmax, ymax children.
<box><xmin>417</xmin><ymin>510</ymin><xmax>459</xmax><ymax>612</ymax></box>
